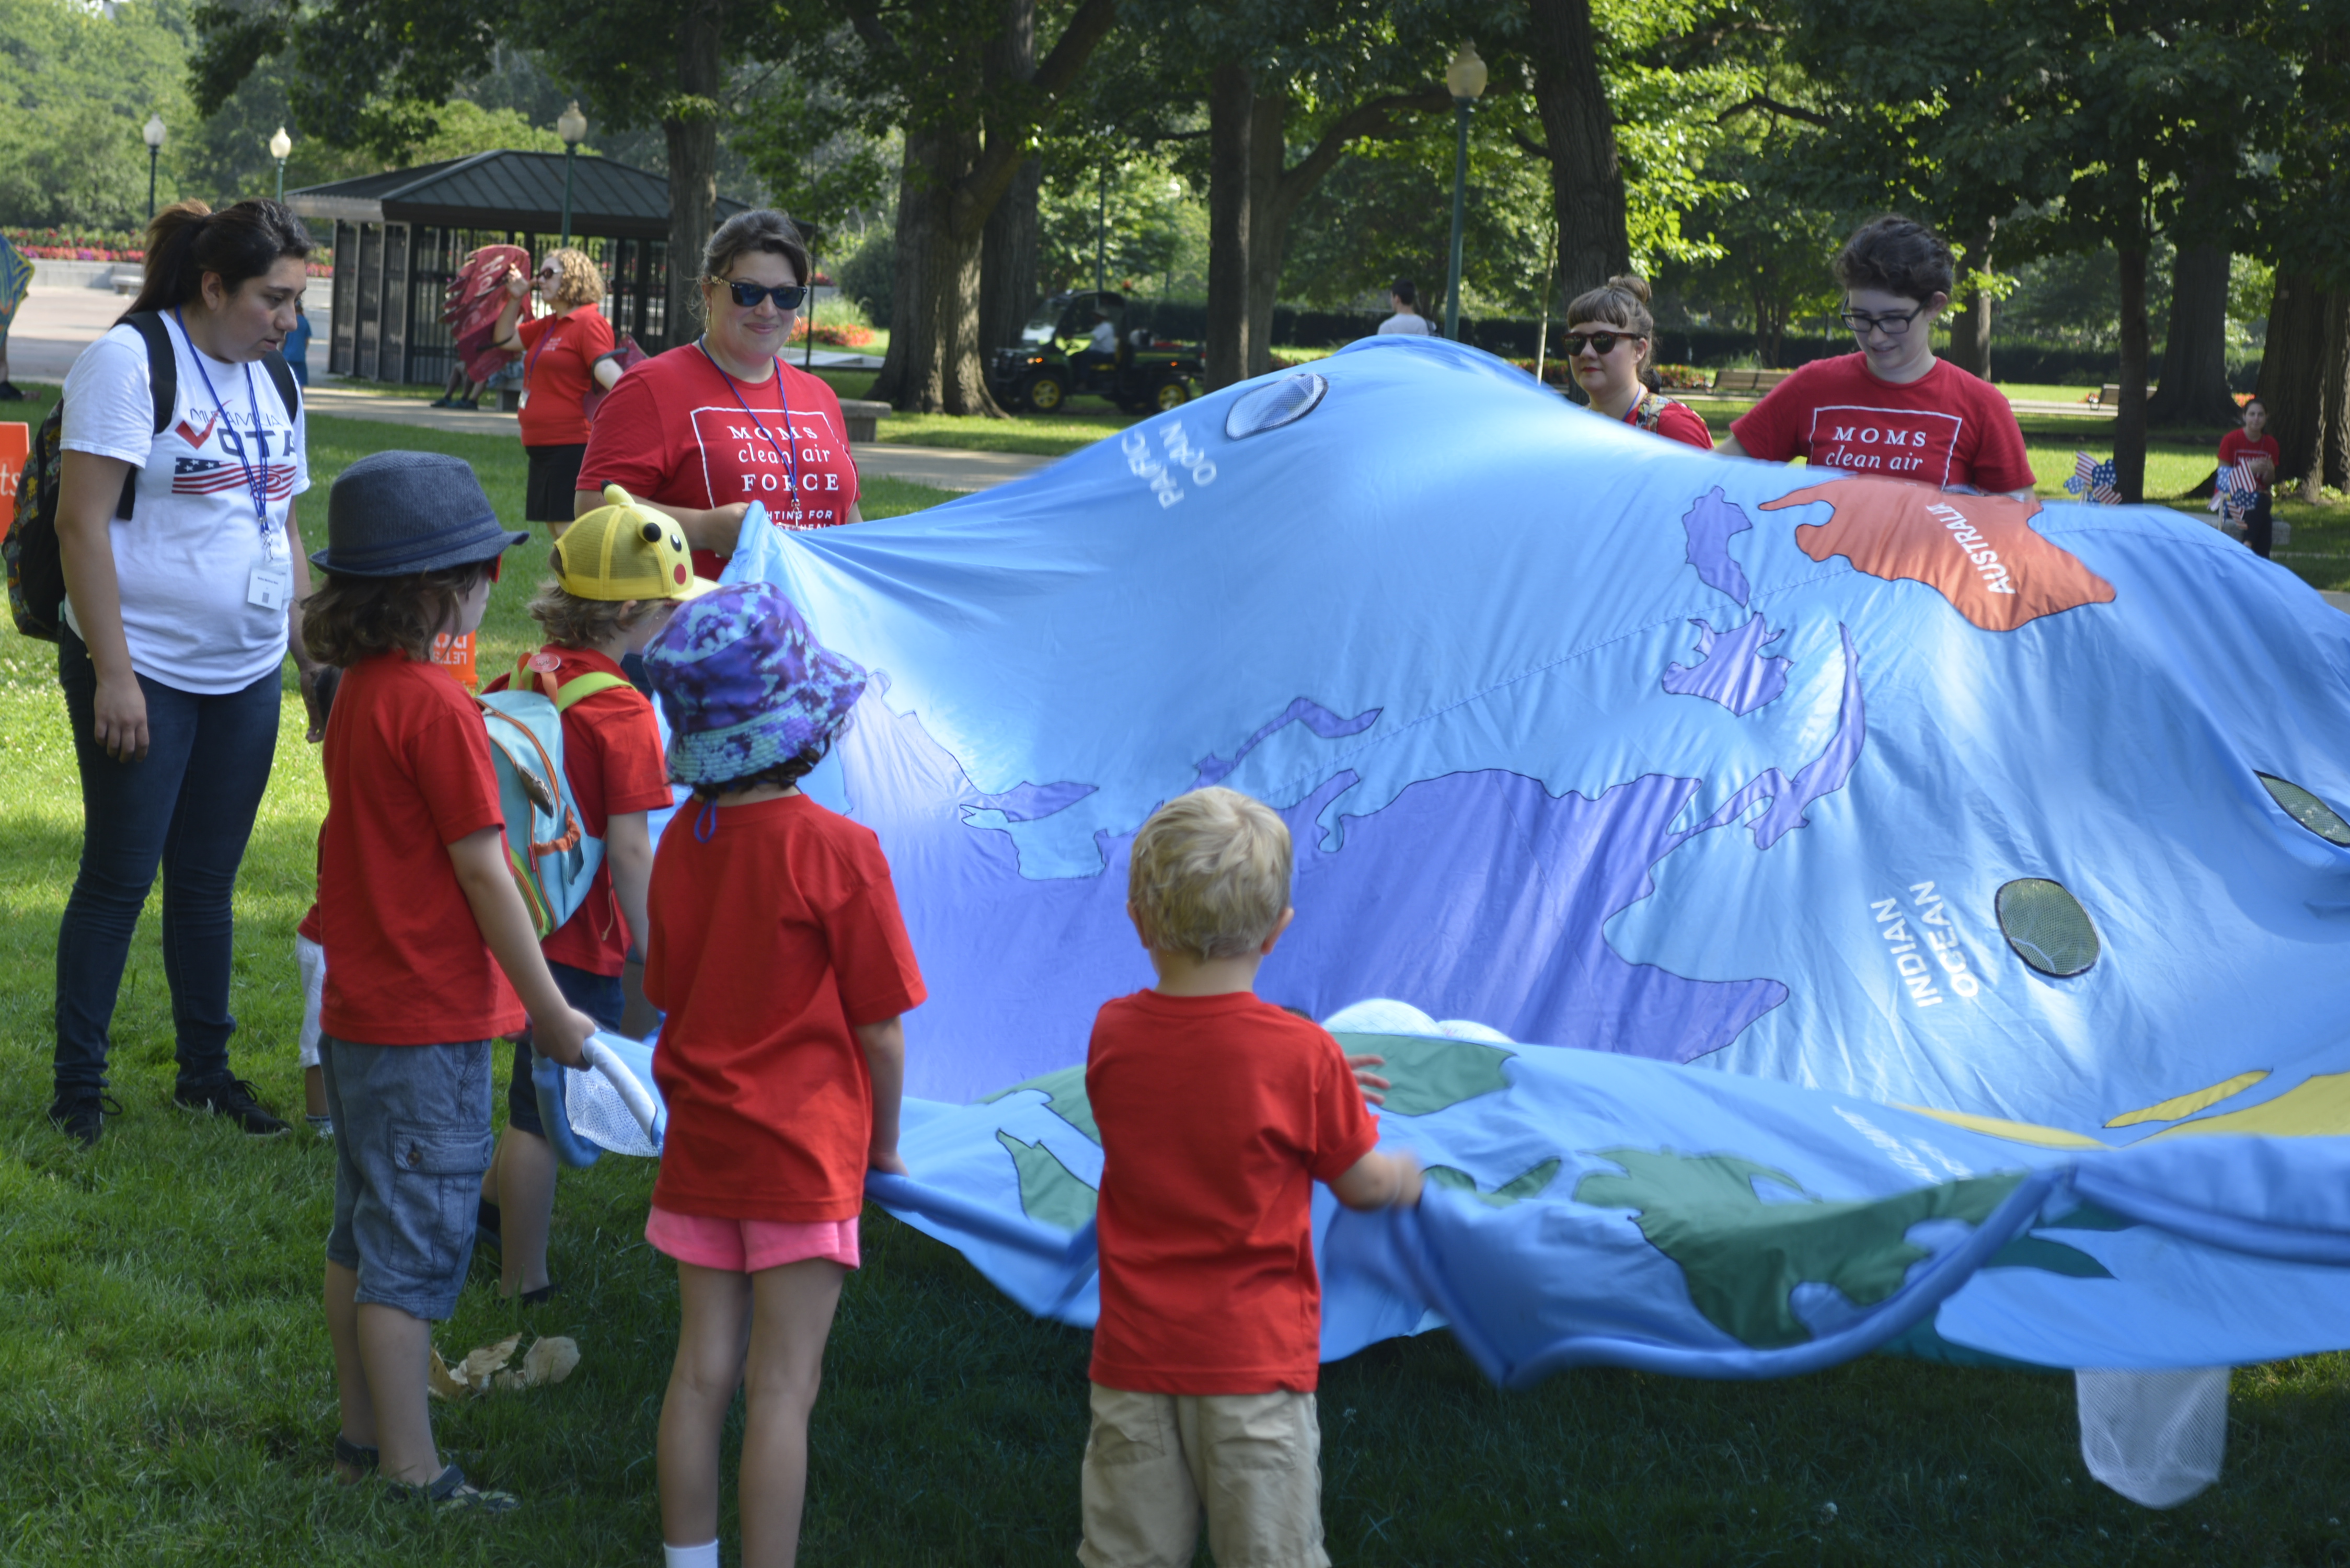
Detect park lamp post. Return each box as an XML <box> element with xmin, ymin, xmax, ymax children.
<box><xmin>269</xmin><ymin>126</ymin><xmax>292</xmax><ymax>203</ymax></box>
<box><xmin>1442</xmin><ymin>43</ymin><xmax>1487</xmax><ymax>341</ymax></box>
<box><xmin>557</xmin><ymin>101</ymin><xmax>588</xmax><ymax>246</ymax></box>
<box><xmin>143</xmin><ymin>114</ymin><xmax>165</xmax><ymax>220</ymax></box>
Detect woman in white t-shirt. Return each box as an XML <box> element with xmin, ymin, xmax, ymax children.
<box><xmin>48</xmin><ymin>198</ymin><xmax>323</xmax><ymax>1147</ymax></box>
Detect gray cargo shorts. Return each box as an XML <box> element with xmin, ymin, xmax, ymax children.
<box><xmin>320</xmin><ymin>1034</ymin><xmax>496</xmax><ymax>1321</ymax></box>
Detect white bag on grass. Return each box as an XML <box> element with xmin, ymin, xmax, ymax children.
<box><xmin>2076</xmin><ymin>1366</ymin><xmax>2229</xmax><ymax>1508</ymax></box>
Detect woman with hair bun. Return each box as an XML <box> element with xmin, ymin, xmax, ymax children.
<box><xmin>575</xmin><ymin>210</ymin><xmax>861</xmax><ymax>583</ymax></box>
<box><xmin>1562</xmin><ymin>274</ymin><xmax>1713</xmax><ymax>449</ymax></box>
<box><xmin>1719</xmin><ymin>214</ymin><xmax>2032</xmax><ymax>498</ymax></box>
<box><xmin>488</xmin><ymin>247</ymin><xmax>618</xmax><ymax>531</ymax></box>
<box><xmin>47</xmin><ymin>198</ymin><xmax>322</xmax><ymax>1146</ymax></box>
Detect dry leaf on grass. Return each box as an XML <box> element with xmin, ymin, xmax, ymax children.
<box><xmin>430</xmin><ymin>1334</ymin><xmax>579</xmax><ymax>1399</ymax></box>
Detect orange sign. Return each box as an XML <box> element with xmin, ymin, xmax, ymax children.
<box><xmin>0</xmin><ymin>423</ymin><xmax>27</xmax><ymax>513</ymax></box>
<box><xmin>431</xmin><ymin>631</ymin><xmax>479</xmax><ymax>691</ymax></box>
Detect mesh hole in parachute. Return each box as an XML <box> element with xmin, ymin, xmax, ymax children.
<box><xmin>1225</xmin><ymin>372</ymin><xmax>1328</xmax><ymax>440</ymax></box>
<box><xmin>566</xmin><ymin>1071</ymin><xmax>661</xmax><ymax>1158</ymax></box>
<box><xmin>2256</xmin><ymin>773</ymin><xmax>2350</xmax><ymax>847</ymax></box>
<box><xmin>1995</xmin><ymin>878</ymin><xmax>2101</xmax><ymax>977</ymax></box>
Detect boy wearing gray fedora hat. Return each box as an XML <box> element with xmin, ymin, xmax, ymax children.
<box><xmin>301</xmin><ymin>450</ymin><xmax>601</xmax><ymax>1511</ymax></box>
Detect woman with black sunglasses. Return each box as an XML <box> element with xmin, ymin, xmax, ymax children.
<box><xmin>575</xmin><ymin>210</ymin><xmax>862</xmax><ymax>584</ymax></box>
<box><xmin>1717</xmin><ymin>216</ymin><xmax>2033</xmax><ymax>499</ymax></box>
<box><xmin>1562</xmin><ymin>274</ymin><xmax>1714</xmax><ymax>449</ymax></box>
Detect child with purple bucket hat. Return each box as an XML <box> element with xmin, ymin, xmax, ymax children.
<box><xmin>637</xmin><ymin>582</ymin><xmax>927</xmax><ymax>1568</ymax></box>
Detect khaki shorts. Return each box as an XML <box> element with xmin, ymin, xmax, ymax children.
<box><xmin>1078</xmin><ymin>1384</ymin><xmax>1331</xmax><ymax>1568</ymax></box>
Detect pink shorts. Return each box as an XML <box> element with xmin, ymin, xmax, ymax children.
<box><xmin>645</xmin><ymin>1206</ymin><xmax>861</xmax><ymax>1273</ymax></box>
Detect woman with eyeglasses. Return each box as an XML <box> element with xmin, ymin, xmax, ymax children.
<box><xmin>1562</xmin><ymin>275</ymin><xmax>1713</xmax><ymax>449</ymax></box>
<box><xmin>1718</xmin><ymin>216</ymin><xmax>2032</xmax><ymax>499</ymax></box>
<box><xmin>489</xmin><ymin>248</ymin><xmax>617</xmax><ymax>532</ymax></box>
<box><xmin>575</xmin><ymin>210</ymin><xmax>860</xmax><ymax>584</ymax></box>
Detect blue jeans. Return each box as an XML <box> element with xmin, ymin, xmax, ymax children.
<box><xmin>321</xmin><ymin>1034</ymin><xmax>495</xmax><ymax>1320</ymax></box>
<box><xmin>52</xmin><ymin>627</ymin><xmax>282</xmax><ymax>1097</ymax></box>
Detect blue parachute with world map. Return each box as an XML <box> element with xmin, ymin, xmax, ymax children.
<box><xmin>581</xmin><ymin>333</ymin><xmax>2350</xmax><ymax>1381</ymax></box>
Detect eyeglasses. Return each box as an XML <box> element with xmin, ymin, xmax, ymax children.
<box><xmin>535</xmin><ymin>267</ymin><xmax>560</xmax><ymax>279</ymax></box>
<box><xmin>1566</xmin><ymin>330</ymin><xmax>1633</xmax><ymax>357</ymax></box>
<box><xmin>714</xmin><ymin>279</ymin><xmax>808</xmax><ymax>310</ymax></box>
<box><xmin>1840</xmin><ymin>305</ymin><xmax>1924</xmax><ymax>338</ymax></box>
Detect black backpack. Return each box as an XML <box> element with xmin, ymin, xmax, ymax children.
<box><xmin>5</xmin><ymin>312</ymin><xmax>301</xmax><ymax>641</ymax></box>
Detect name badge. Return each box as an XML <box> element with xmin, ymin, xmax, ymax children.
<box><xmin>247</xmin><ymin>565</ymin><xmax>292</xmax><ymax>612</ymax></box>
<box><xmin>518</xmin><ymin>389</ymin><xmax>531</xmax><ymax>410</ymax></box>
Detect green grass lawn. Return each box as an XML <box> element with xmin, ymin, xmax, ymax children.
<box><xmin>8</xmin><ymin>388</ymin><xmax>2350</xmax><ymax>1565</ymax></box>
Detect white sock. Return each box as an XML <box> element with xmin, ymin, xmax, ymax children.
<box><xmin>663</xmin><ymin>1543</ymin><xmax>719</xmax><ymax>1568</ymax></box>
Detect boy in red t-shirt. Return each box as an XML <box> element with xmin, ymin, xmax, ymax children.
<box><xmin>639</xmin><ymin>582</ymin><xmax>925</xmax><ymax>1568</ymax></box>
<box><xmin>475</xmin><ymin>486</ymin><xmax>713</xmax><ymax>1304</ymax></box>
<box><xmin>2218</xmin><ymin>397</ymin><xmax>2282</xmax><ymax>558</ymax></box>
<box><xmin>1723</xmin><ymin>216</ymin><xmax>2034</xmax><ymax>498</ymax></box>
<box><xmin>303</xmin><ymin>452</ymin><xmax>599</xmax><ymax>1511</ymax></box>
<box><xmin>1082</xmin><ymin>788</ymin><xmax>1423</xmax><ymax>1568</ymax></box>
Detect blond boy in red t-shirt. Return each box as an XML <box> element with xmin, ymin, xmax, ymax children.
<box><xmin>1082</xmin><ymin>787</ymin><xmax>1422</xmax><ymax>1568</ymax></box>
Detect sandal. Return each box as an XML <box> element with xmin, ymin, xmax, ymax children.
<box><xmin>384</xmin><ymin>1462</ymin><xmax>518</xmax><ymax>1514</ymax></box>
<box><xmin>333</xmin><ymin>1433</ymin><xmax>378</xmax><ymax>1484</ymax></box>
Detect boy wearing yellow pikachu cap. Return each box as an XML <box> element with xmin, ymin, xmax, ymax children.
<box><xmin>477</xmin><ymin>487</ymin><xmax>714</xmax><ymax>1302</ymax></box>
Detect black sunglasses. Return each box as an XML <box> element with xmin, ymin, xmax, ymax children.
<box><xmin>715</xmin><ymin>279</ymin><xmax>808</xmax><ymax>310</ymax></box>
<box><xmin>1566</xmin><ymin>330</ymin><xmax>1634</xmax><ymax>357</ymax></box>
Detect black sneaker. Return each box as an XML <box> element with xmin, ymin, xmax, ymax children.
<box><xmin>49</xmin><ymin>1092</ymin><xmax>122</xmax><ymax>1147</ymax></box>
<box><xmin>0</xmin><ymin>381</ymin><xmax>26</xmax><ymax>401</ymax></box>
<box><xmin>174</xmin><ymin>1078</ymin><xmax>291</xmax><ymax>1136</ymax></box>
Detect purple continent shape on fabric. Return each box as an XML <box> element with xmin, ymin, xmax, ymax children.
<box><xmin>1662</xmin><ymin>616</ymin><xmax>1793</xmax><ymax>717</ymax></box>
<box><xmin>839</xmin><ymin>628</ymin><xmax>1863</xmax><ymax>1099</ymax></box>
<box><xmin>1683</xmin><ymin>486</ymin><xmax>1754</xmax><ymax>606</ymax></box>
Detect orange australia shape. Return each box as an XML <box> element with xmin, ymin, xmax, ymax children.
<box><xmin>1762</xmin><ymin>479</ymin><xmax>2116</xmax><ymax>632</ymax></box>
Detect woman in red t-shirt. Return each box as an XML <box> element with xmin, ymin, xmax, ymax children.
<box><xmin>575</xmin><ymin>210</ymin><xmax>862</xmax><ymax>583</ymax></box>
<box><xmin>1721</xmin><ymin>216</ymin><xmax>2035</xmax><ymax>499</ymax></box>
<box><xmin>2218</xmin><ymin>397</ymin><xmax>2281</xmax><ymax>558</ymax></box>
<box><xmin>1563</xmin><ymin>273</ymin><xmax>1714</xmax><ymax>449</ymax></box>
<box><xmin>488</xmin><ymin>249</ymin><xmax>617</xmax><ymax>529</ymax></box>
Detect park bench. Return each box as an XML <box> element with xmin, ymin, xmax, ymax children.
<box><xmin>2095</xmin><ymin>384</ymin><xmax>2156</xmax><ymax>405</ymax></box>
<box><xmin>1711</xmin><ymin>367</ymin><xmax>1792</xmax><ymax>395</ymax></box>
<box><xmin>839</xmin><ymin>399</ymin><xmax>888</xmax><ymax>445</ymax></box>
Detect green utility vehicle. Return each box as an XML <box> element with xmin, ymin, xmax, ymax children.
<box><xmin>988</xmin><ymin>290</ymin><xmax>1204</xmax><ymax>414</ymax></box>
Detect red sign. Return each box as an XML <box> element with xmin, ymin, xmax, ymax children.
<box><xmin>0</xmin><ymin>423</ymin><xmax>27</xmax><ymax>514</ymax></box>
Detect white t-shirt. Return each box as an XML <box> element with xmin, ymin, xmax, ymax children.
<box><xmin>1377</xmin><ymin>311</ymin><xmax>1434</xmax><ymax>336</ymax></box>
<box><xmin>1089</xmin><ymin>319</ymin><xmax>1117</xmax><ymax>353</ymax></box>
<box><xmin>61</xmin><ymin>319</ymin><xmax>310</xmax><ymax>694</ymax></box>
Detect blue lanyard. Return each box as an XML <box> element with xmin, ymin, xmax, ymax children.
<box><xmin>170</xmin><ymin>308</ymin><xmax>272</xmax><ymax>534</ymax></box>
<box><xmin>697</xmin><ymin>338</ymin><xmax>802</xmax><ymax>523</ymax></box>
<box><xmin>524</xmin><ymin>314</ymin><xmax>559</xmax><ymax>386</ymax></box>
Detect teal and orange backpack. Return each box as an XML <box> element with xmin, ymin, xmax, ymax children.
<box><xmin>477</xmin><ymin>652</ymin><xmax>631</xmax><ymax>939</ymax></box>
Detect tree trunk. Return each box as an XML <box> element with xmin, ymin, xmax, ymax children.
<box><xmin>2115</xmin><ymin>245</ymin><xmax>2149</xmax><ymax>503</ymax></box>
<box><xmin>886</xmin><ymin>120</ymin><xmax>999</xmax><ymax>416</ymax></box>
<box><xmin>869</xmin><ymin>147</ymin><xmax>930</xmax><ymax>406</ymax></box>
<box><xmin>2321</xmin><ymin>289</ymin><xmax>2350</xmax><ymax>493</ymax></box>
<box><xmin>2147</xmin><ymin>241</ymin><xmax>2238</xmax><ymax>427</ymax></box>
<box><xmin>1205</xmin><ymin>61</ymin><xmax>1254</xmax><ymax>390</ymax></box>
<box><xmin>1944</xmin><ymin>222</ymin><xmax>1995</xmax><ymax>380</ymax></box>
<box><xmin>1244</xmin><ymin>90</ymin><xmax>1286</xmax><ymax>379</ymax></box>
<box><xmin>1526</xmin><ymin>0</ymin><xmax>1628</xmax><ymax>302</ymax></box>
<box><xmin>662</xmin><ymin>0</ymin><xmax>728</xmax><ymax>351</ymax></box>
<box><xmin>978</xmin><ymin>0</ymin><xmax>1039</xmax><ymax>358</ymax></box>
<box><xmin>2255</xmin><ymin>271</ymin><xmax>2330</xmax><ymax>487</ymax></box>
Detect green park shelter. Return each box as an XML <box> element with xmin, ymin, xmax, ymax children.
<box><xmin>287</xmin><ymin>150</ymin><xmax>747</xmax><ymax>385</ymax></box>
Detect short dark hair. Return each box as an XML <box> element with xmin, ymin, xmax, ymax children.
<box><xmin>1391</xmin><ymin>278</ymin><xmax>1418</xmax><ymax>307</ymax></box>
<box><xmin>686</xmin><ymin>735</ymin><xmax>835</xmax><ymax>801</ymax></box>
<box><xmin>702</xmin><ymin>209</ymin><xmax>811</xmax><ymax>292</ymax></box>
<box><xmin>1834</xmin><ymin>215</ymin><xmax>1955</xmax><ymax>305</ymax></box>
<box><xmin>128</xmin><ymin>199</ymin><xmax>312</xmax><ymax>317</ymax></box>
<box><xmin>302</xmin><ymin>562</ymin><xmax>493</xmax><ymax>667</ymax></box>
<box><xmin>1565</xmin><ymin>274</ymin><xmax>1657</xmax><ymax>370</ymax></box>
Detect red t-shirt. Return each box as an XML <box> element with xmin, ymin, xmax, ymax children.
<box><xmin>576</xmin><ymin>344</ymin><xmax>861</xmax><ymax>581</ymax></box>
<box><xmin>1629</xmin><ymin>391</ymin><xmax>1715</xmax><ymax>450</ymax></box>
<box><xmin>486</xmin><ymin>646</ymin><xmax>672</xmax><ymax>976</ymax></box>
<box><xmin>1086</xmin><ymin>990</ymin><xmax>1381</xmax><ymax>1396</ymax></box>
<box><xmin>517</xmin><ymin>305</ymin><xmax>614</xmax><ymax>448</ymax></box>
<box><xmin>2218</xmin><ymin>429</ymin><xmax>2280</xmax><ymax>491</ymax></box>
<box><xmin>318</xmin><ymin>651</ymin><xmax>524</xmax><ymax>1045</ymax></box>
<box><xmin>1731</xmin><ymin>353</ymin><xmax>2034</xmax><ymax>494</ymax></box>
<box><xmin>645</xmin><ymin>793</ymin><xmax>926</xmax><ymax>1221</ymax></box>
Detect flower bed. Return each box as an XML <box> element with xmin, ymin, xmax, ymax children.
<box><xmin>4</xmin><ymin>228</ymin><xmax>332</xmax><ymax>277</ymax></box>
<box><xmin>788</xmin><ymin>320</ymin><xmax>873</xmax><ymax>348</ymax></box>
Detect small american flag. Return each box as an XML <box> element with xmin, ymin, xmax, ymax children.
<box><xmin>172</xmin><ymin>456</ymin><xmax>297</xmax><ymax>501</ymax></box>
<box><xmin>2064</xmin><ymin>452</ymin><xmax>2120</xmax><ymax>504</ymax></box>
<box><xmin>2214</xmin><ymin>462</ymin><xmax>2262</xmax><ymax>523</ymax></box>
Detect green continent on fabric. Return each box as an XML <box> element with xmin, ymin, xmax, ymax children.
<box><xmin>995</xmin><ymin>1130</ymin><xmax>1098</xmax><ymax>1227</ymax></box>
<box><xmin>983</xmin><ymin>1064</ymin><xmax>1098</xmax><ymax>1142</ymax></box>
<box><xmin>1329</xmin><ymin>1032</ymin><xmax>1515</xmax><ymax>1116</ymax></box>
<box><xmin>1425</xmin><ymin>1158</ymin><xmax>1561</xmax><ymax>1207</ymax></box>
<box><xmin>1573</xmin><ymin>1149</ymin><xmax>2108</xmax><ymax>1350</ymax></box>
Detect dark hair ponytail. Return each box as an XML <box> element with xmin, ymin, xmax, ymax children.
<box><xmin>127</xmin><ymin>199</ymin><xmax>314</xmax><ymax>318</ymax></box>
